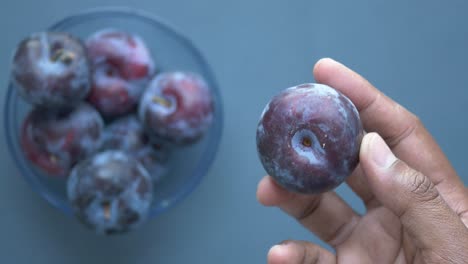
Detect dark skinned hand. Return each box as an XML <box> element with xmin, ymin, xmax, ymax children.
<box><xmin>257</xmin><ymin>58</ymin><xmax>468</xmax><ymax>264</ymax></box>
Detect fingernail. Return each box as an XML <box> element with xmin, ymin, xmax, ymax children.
<box><xmin>268</xmin><ymin>244</ymin><xmax>285</xmax><ymax>256</ymax></box>
<box><xmin>317</xmin><ymin>57</ymin><xmax>336</xmax><ymax>67</ymax></box>
<box><xmin>368</xmin><ymin>133</ymin><xmax>397</xmax><ymax>169</ymax></box>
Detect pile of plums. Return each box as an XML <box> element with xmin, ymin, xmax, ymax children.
<box><xmin>11</xmin><ymin>30</ymin><xmax>214</xmax><ymax>234</ymax></box>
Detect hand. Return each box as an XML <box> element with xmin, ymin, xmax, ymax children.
<box><xmin>257</xmin><ymin>58</ymin><xmax>468</xmax><ymax>264</ymax></box>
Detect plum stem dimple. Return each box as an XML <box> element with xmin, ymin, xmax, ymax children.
<box><xmin>49</xmin><ymin>155</ymin><xmax>58</xmax><ymax>163</ymax></box>
<box><xmin>302</xmin><ymin>137</ymin><xmax>312</xmax><ymax>147</ymax></box>
<box><xmin>152</xmin><ymin>96</ymin><xmax>172</xmax><ymax>108</ymax></box>
<box><xmin>291</xmin><ymin>129</ymin><xmax>325</xmax><ymax>166</ymax></box>
<box><xmin>102</xmin><ymin>201</ymin><xmax>111</xmax><ymax>220</ymax></box>
<box><xmin>106</xmin><ymin>68</ymin><xmax>115</xmax><ymax>77</ymax></box>
<box><xmin>50</xmin><ymin>49</ymin><xmax>75</xmax><ymax>65</ymax></box>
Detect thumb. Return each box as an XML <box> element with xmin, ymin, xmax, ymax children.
<box><xmin>359</xmin><ymin>132</ymin><xmax>467</xmax><ymax>249</ymax></box>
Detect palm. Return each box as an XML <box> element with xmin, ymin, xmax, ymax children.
<box><xmin>337</xmin><ymin>201</ymin><xmax>462</xmax><ymax>264</ymax></box>
<box><xmin>336</xmin><ymin>207</ymin><xmax>405</xmax><ymax>263</ymax></box>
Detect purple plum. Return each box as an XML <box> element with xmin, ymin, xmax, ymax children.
<box><xmin>138</xmin><ymin>72</ymin><xmax>214</xmax><ymax>145</ymax></box>
<box><xmin>256</xmin><ymin>83</ymin><xmax>364</xmax><ymax>194</ymax></box>
<box><xmin>86</xmin><ymin>29</ymin><xmax>155</xmax><ymax>117</ymax></box>
<box><xmin>101</xmin><ymin>115</ymin><xmax>170</xmax><ymax>182</ymax></box>
<box><xmin>11</xmin><ymin>32</ymin><xmax>91</xmax><ymax>107</ymax></box>
<box><xmin>67</xmin><ymin>150</ymin><xmax>153</xmax><ymax>235</ymax></box>
<box><xmin>20</xmin><ymin>103</ymin><xmax>104</xmax><ymax>177</ymax></box>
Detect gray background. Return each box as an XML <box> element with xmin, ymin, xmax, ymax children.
<box><xmin>1</xmin><ymin>0</ymin><xmax>467</xmax><ymax>263</ymax></box>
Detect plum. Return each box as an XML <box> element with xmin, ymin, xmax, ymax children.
<box><xmin>67</xmin><ymin>150</ymin><xmax>153</xmax><ymax>235</ymax></box>
<box><xmin>86</xmin><ymin>29</ymin><xmax>155</xmax><ymax>80</ymax></box>
<box><xmin>134</xmin><ymin>145</ymin><xmax>169</xmax><ymax>183</ymax></box>
<box><xmin>20</xmin><ymin>103</ymin><xmax>104</xmax><ymax>177</ymax></box>
<box><xmin>138</xmin><ymin>72</ymin><xmax>214</xmax><ymax>145</ymax></box>
<box><xmin>11</xmin><ymin>32</ymin><xmax>91</xmax><ymax>107</ymax></box>
<box><xmin>86</xmin><ymin>29</ymin><xmax>155</xmax><ymax>117</ymax></box>
<box><xmin>101</xmin><ymin>115</ymin><xmax>170</xmax><ymax>182</ymax></box>
<box><xmin>256</xmin><ymin>83</ymin><xmax>364</xmax><ymax>194</ymax></box>
<box><xmin>87</xmin><ymin>62</ymin><xmax>146</xmax><ymax>117</ymax></box>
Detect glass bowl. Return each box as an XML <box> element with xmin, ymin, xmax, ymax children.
<box><xmin>4</xmin><ymin>7</ymin><xmax>223</xmax><ymax>219</ymax></box>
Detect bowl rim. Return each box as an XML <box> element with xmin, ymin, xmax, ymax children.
<box><xmin>4</xmin><ymin>6</ymin><xmax>224</xmax><ymax>218</ymax></box>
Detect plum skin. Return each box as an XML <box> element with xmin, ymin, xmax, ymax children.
<box><xmin>11</xmin><ymin>32</ymin><xmax>91</xmax><ymax>107</ymax></box>
<box><xmin>86</xmin><ymin>29</ymin><xmax>155</xmax><ymax>117</ymax></box>
<box><xmin>86</xmin><ymin>29</ymin><xmax>155</xmax><ymax>80</ymax></box>
<box><xmin>20</xmin><ymin>103</ymin><xmax>104</xmax><ymax>177</ymax></box>
<box><xmin>100</xmin><ymin>115</ymin><xmax>170</xmax><ymax>182</ymax></box>
<box><xmin>87</xmin><ymin>62</ymin><xmax>145</xmax><ymax>117</ymax></box>
<box><xmin>256</xmin><ymin>83</ymin><xmax>364</xmax><ymax>194</ymax></box>
<box><xmin>67</xmin><ymin>150</ymin><xmax>153</xmax><ymax>235</ymax></box>
<box><xmin>138</xmin><ymin>72</ymin><xmax>214</xmax><ymax>145</ymax></box>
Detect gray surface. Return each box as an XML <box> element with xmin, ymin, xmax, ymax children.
<box><xmin>1</xmin><ymin>0</ymin><xmax>467</xmax><ymax>263</ymax></box>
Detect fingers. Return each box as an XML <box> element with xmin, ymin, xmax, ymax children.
<box><xmin>313</xmin><ymin>58</ymin><xmax>414</xmax><ymax>142</ymax></box>
<box><xmin>313</xmin><ymin>58</ymin><xmax>468</xmax><ymax>219</ymax></box>
<box><xmin>345</xmin><ymin>165</ymin><xmax>380</xmax><ymax>209</ymax></box>
<box><xmin>268</xmin><ymin>240</ymin><xmax>335</xmax><ymax>264</ymax></box>
<box><xmin>257</xmin><ymin>176</ymin><xmax>360</xmax><ymax>247</ymax></box>
<box><xmin>359</xmin><ymin>133</ymin><xmax>468</xmax><ymax>250</ymax></box>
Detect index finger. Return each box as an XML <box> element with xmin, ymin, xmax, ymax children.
<box><xmin>313</xmin><ymin>58</ymin><xmax>468</xmax><ymax>219</ymax></box>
